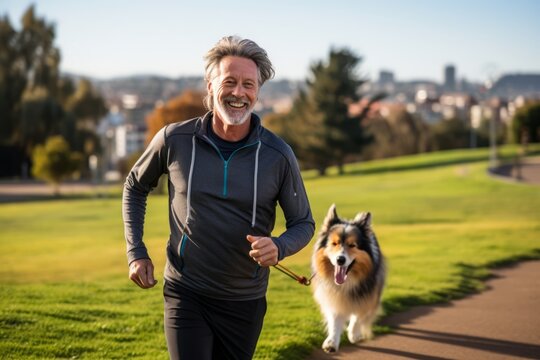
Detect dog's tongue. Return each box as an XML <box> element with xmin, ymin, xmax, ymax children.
<box><xmin>334</xmin><ymin>265</ymin><xmax>347</xmax><ymax>285</ymax></box>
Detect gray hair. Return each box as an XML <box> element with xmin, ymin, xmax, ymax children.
<box><xmin>203</xmin><ymin>36</ymin><xmax>275</xmax><ymax>110</ymax></box>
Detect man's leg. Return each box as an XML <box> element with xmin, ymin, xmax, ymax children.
<box><xmin>208</xmin><ymin>296</ymin><xmax>267</xmax><ymax>360</ymax></box>
<box><xmin>163</xmin><ymin>280</ymin><xmax>214</xmax><ymax>360</ymax></box>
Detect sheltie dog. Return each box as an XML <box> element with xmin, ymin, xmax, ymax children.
<box><xmin>312</xmin><ymin>204</ymin><xmax>386</xmax><ymax>353</ymax></box>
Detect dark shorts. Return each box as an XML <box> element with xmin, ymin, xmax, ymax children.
<box><xmin>163</xmin><ymin>280</ymin><xmax>267</xmax><ymax>360</ymax></box>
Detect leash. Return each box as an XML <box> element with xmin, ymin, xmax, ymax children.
<box><xmin>273</xmin><ymin>263</ymin><xmax>315</xmax><ymax>286</ymax></box>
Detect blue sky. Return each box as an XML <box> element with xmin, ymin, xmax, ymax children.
<box><xmin>2</xmin><ymin>0</ymin><xmax>539</xmax><ymax>83</ymax></box>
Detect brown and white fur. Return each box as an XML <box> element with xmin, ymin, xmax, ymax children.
<box><xmin>312</xmin><ymin>204</ymin><xmax>386</xmax><ymax>353</ymax></box>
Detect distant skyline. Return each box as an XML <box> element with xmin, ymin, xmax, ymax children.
<box><xmin>2</xmin><ymin>0</ymin><xmax>540</xmax><ymax>83</ymax></box>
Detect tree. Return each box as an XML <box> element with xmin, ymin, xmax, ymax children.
<box><xmin>0</xmin><ymin>16</ymin><xmax>25</xmax><ymax>144</ymax></box>
<box><xmin>31</xmin><ymin>136</ymin><xmax>82</xmax><ymax>195</ymax></box>
<box><xmin>362</xmin><ymin>108</ymin><xmax>430</xmax><ymax>160</ymax></box>
<box><xmin>430</xmin><ymin>118</ymin><xmax>470</xmax><ymax>151</ymax></box>
<box><xmin>475</xmin><ymin>117</ymin><xmax>506</xmax><ymax>147</ymax></box>
<box><xmin>145</xmin><ymin>90</ymin><xmax>206</xmax><ymax>143</ymax></box>
<box><xmin>63</xmin><ymin>78</ymin><xmax>107</xmax><ymax>174</ymax></box>
<box><xmin>11</xmin><ymin>5</ymin><xmax>62</xmax><ymax>150</ymax></box>
<box><xmin>0</xmin><ymin>6</ymin><xmax>107</xmax><ymax>178</ymax></box>
<box><xmin>265</xmin><ymin>89</ymin><xmax>329</xmax><ymax>173</ymax></box>
<box><xmin>18</xmin><ymin>86</ymin><xmax>64</xmax><ymax>154</ymax></box>
<box><xmin>267</xmin><ymin>48</ymin><xmax>382</xmax><ymax>175</ymax></box>
<box><xmin>64</xmin><ymin>79</ymin><xmax>107</xmax><ymax>125</ymax></box>
<box><xmin>512</xmin><ymin>101</ymin><xmax>540</xmax><ymax>153</ymax></box>
<box><xmin>0</xmin><ymin>7</ymin><xmax>62</xmax><ymax>150</ymax></box>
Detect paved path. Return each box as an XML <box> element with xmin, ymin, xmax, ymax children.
<box><xmin>307</xmin><ymin>261</ymin><xmax>540</xmax><ymax>359</ymax></box>
<box><xmin>0</xmin><ymin>181</ymin><xmax>115</xmax><ymax>202</ymax></box>
<box><xmin>490</xmin><ymin>156</ymin><xmax>540</xmax><ymax>185</ymax></box>
<box><xmin>0</xmin><ymin>156</ymin><xmax>538</xmax><ymax>203</ymax></box>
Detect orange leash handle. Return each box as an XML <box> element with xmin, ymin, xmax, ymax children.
<box><xmin>273</xmin><ymin>263</ymin><xmax>315</xmax><ymax>286</ymax></box>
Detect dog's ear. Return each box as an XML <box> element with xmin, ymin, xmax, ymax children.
<box><xmin>321</xmin><ymin>204</ymin><xmax>340</xmax><ymax>233</ymax></box>
<box><xmin>353</xmin><ymin>212</ymin><xmax>371</xmax><ymax>228</ymax></box>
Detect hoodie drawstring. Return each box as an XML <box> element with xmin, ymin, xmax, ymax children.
<box><xmin>184</xmin><ymin>135</ymin><xmax>196</xmax><ymax>235</ymax></box>
<box><xmin>184</xmin><ymin>135</ymin><xmax>261</xmax><ymax>232</ymax></box>
<box><xmin>177</xmin><ymin>135</ymin><xmax>196</xmax><ymax>258</ymax></box>
<box><xmin>251</xmin><ymin>141</ymin><xmax>261</xmax><ymax>228</ymax></box>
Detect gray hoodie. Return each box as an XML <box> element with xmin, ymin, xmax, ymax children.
<box><xmin>123</xmin><ymin>112</ymin><xmax>315</xmax><ymax>300</ymax></box>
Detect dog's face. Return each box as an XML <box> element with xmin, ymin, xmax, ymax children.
<box><xmin>323</xmin><ymin>223</ymin><xmax>362</xmax><ymax>285</ymax></box>
<box><xmin>315</xmin><ymin>204</ymin><xmax>375</xmax><ymax>285</ymax></box>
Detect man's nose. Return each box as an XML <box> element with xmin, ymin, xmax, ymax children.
<box><xmin>231</xmin><ymin>84</ymin><xmax>245</xmax><ymax>97</ymax></box>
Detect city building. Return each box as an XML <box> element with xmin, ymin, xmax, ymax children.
<box><xmin>444</xmin><ymin>64</ymin><xmax>456</xmax><ymax>92</ymax></box>
<box><xmin>97</xmin><ymin>94</ymin><xmax>153</xmax><ymax>181</ymax></box>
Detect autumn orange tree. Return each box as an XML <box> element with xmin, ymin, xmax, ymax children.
<box><xmin>145</xmin><ymin>90</ymin><xmax>206</xmax><ymax>144</ymax></box>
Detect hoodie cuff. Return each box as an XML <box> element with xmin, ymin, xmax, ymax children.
<box><xmin>127</xmin><ymin>248</ymin><xmax>150</xmax><ymax>266</ymax></box>
<box><xmin>271</xmin><ymin>236</ymin><xmax>284</xmax><ymax>261</ymax></box>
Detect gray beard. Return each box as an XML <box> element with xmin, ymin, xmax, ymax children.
<box><xmin>214</xmin><ymin>97</ymin><xmax>254</xmax><ymax>125</ymax></box>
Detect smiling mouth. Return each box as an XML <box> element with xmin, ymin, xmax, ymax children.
<box><xmin>227</xmin><ymin>101</ymin><xmax>248</xmax><ymax>110</ymax></box>
<box><xmin>227</xmin><ymin>101</ymin><xmax>248</xmax><ymax>109</ymax></box>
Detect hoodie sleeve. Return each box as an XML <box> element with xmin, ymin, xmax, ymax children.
<box><xmin>272</xmin><ymin>151</ymin><xmax>315</xmax><ymax>260</ymax></box>
<box><xmin>122</xmin><ymin>126</ymin><xmax>167</xmax><ymax>265</ymax></box>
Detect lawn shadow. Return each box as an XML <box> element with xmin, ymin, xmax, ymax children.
<box><xmin>302</xmin><ymin>148</ymin><xmax>540</xmax><ymax>181</ymax></box>
<box><xmin>335</xmin><ymin>326</ymin><xmax>540</xmax><ymax>360</ymax></box>
<box><xmin>392</xmin><ymin>327</ymin><xmax>540</xmax><ymax>359</ymax></box>
<box><xmin>347</xmin><ymin>154</ymin><xmax>489</xmax><ymax>177</ymax></box>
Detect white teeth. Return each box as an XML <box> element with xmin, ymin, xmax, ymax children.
<box><xmin>228</xmin><ymin>102</ymin><xmax>245</xmax><ymax>108</ymax></box>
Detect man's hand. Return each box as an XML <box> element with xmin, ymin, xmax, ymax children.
<box><xmin>247</xmin><ymin>235</ymin><xmax>278</xmax><ymax>267</ymax></box>
<box><xmin>129</xmin><ymin>258</ymin><xmax>158</xmax><ymax>289</ymax></box>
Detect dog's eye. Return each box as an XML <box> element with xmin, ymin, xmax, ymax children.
<box><xmin>348</xmin><ymin>244</ymin><xmax>356</xmax><ymax>248</ymax></box>
<box><xmin>331</xmin><ymin>242</ymin><xmax>338</xmax><ymax>246</ymax></box>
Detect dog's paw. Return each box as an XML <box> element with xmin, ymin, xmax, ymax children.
<box><xmin>361</xmin><ymin>327</ymin><xmax>374</xmax><ymax>341</ymax></box>
<box><xmin>347</xmin><ymin>330</ymin><xmax>363</xmax><ymax>344</ymax></box>
<box><xmin>322</xmin><ymin>338</ymin><xmax>338</xmax><ymax>353</ymax></box>
<box><xmin>348</xmin><ymin>326</ymin><xmax>373</xmax><ymax>343</ymax></box>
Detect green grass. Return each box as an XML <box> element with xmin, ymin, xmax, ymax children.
<box><xmin>1</xmin><ymin>145</ymin><xmax>539</xmax><ymax>359</ymax></box>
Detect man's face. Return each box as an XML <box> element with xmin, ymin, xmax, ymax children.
<box><xmin>208</xmin><ymin>56</ymin><xmax>259</xmax><ymax>126</ymax></box>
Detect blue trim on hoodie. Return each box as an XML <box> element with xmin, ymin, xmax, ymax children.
<box><xmin>203</xmin><ymin>136</ymin><xmax>260</xmax><ymax>197</ymax></box>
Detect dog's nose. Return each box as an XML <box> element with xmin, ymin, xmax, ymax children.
<box><xmin>337</xmin><ymin>256</ymin><xmax>346</xmax><ymax>266</ymax></box>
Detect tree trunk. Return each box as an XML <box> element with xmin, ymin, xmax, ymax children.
<box><xmin>338</xmin><ymin>163</ymin><xmax>344</xmax><ymax>175</ymax></box>
<box><xmin>521</xmin><ymin>129</ymin><xmax>529</xmax><ymax>156</ymax></box>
